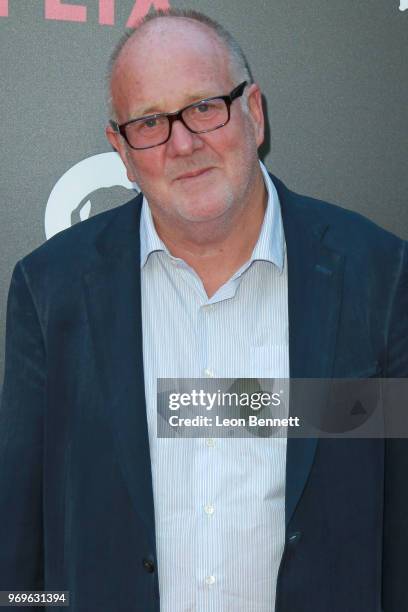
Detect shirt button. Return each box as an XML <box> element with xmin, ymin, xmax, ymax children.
<box><xmin>206</xmin><ymin>438</ymin><xmax>215</xmax><ymax>447</ymax></box>
<box><xmin>203</xmin><ymin>304</ymin><xmax>214</xmax><ymax>311</ymax></box>
<box><xmin>204</xmin><ymin>504</ymin><xmax>215</xmax><ymax>515</ymax></box>
<box><xmin>204</xmin><ymin>368</ymin><xmax>214</xmax><ymax>377</ymax></box>
<box><xmin>142</xmin><ymin>558</ymin><xmax>155</xmax><ymax>573</ymax></box>
<box><xmin>287</xmin><ymin>531</ymin><xmax>302</xmax><ymax>546</ymax></box>
<box><xmin>205</xmin><ymin>575</ymin><xmax>216</xmax><ymax>585</ymax></box>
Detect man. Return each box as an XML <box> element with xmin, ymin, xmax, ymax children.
<box><xmin>0</xmin><ymin>8</ymin><xmax>407</xmax><ymax>612</ymax></box>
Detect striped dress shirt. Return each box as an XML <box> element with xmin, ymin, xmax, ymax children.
<box><xmin>140</xmin><ymin>161</ymin><xmax>289</xmax><ymax>612</ymax></box>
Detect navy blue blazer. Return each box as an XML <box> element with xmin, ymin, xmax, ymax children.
<box><xmin>0</xmin><ymin>175</ymin><xmax>407</xmax><ymax>611</ymax></box>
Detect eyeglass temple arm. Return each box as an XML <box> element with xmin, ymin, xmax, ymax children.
<box><xmin>109</xmin><ymin>119</ymin><xmax>120</xmax><ymax>132</ymax></box>
<box><xmin>229</xmin><ymin>80</ymin><xmax>248</xmax><ymax>102</ymax></box>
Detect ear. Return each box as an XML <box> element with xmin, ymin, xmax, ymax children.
<box><xmin>246</xmin><ymin>83</ymin><xmax>265</xmax><ymax>148</ymax></box>
<box><xmin>105</xmin><ymin>124</ymin><xmax>137</xmax><ymax>183</ymax></box>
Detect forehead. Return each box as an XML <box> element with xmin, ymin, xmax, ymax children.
<box><xmin>111</xmin><ymin>19</ymin><xmax>234</xmax><ymax>120</ymax></box>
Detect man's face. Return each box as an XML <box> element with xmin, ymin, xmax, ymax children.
<box><xmin>107</xmin><ymin>19</ymin><xmax>264</xmax><ymax>237</ymax></box>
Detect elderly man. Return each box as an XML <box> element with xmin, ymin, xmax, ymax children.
<box><xmin>0</xmin><ymin>8</ymin><xmax>407</xmax><ymax>612</ymax></box>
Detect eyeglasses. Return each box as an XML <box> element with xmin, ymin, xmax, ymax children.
<box><xmin>109</xmin><ymin>81</ymin><xmax>248</xmax><ymax>150</ymax></box>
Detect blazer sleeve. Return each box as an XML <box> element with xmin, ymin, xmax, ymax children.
<box><xmin>0</xmin><ymin>261</ymin><xmax>45</xmax><ymax>595</ymax></box>
<box><xmin>382</xmin><ymin>240</ymin><xmax>408</xmax><ymax>612</ymax></box>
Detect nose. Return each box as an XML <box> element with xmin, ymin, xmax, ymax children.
<box><xmin>166</xmin><ymin>119</ymin><xmax>204</xmax><ymax>157</ymax></box>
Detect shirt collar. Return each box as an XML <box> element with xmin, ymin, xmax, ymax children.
<box><xmin>140</xmin><ymin>160</ymin><xmax>285</xmax><ymax>272</ymax></box>
<box><xmin>250</xmin><ymin>161</ymin><xmax>285</xmax><ymax>272</ymax></box>
<box><xmin>140</xmin><ymin>196</ymin><xmax>165</xmax><ymax>268</ymax></box>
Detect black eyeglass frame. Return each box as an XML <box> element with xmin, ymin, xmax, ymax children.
<box><xmin>109</xmin><ymin>80</ymin><xmax>248</xmax><ymax>150</ymax></box>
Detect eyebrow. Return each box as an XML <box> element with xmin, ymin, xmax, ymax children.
<box><xmin>132</xmin><ymin>90</ymin><xmax>223</xmax><ymax>118</ymax></box>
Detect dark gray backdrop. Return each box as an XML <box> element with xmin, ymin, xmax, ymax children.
<box><xmin>1</xmin><ymin>0</ymin><xmax>407</xmax><ymax>381</ymax></box>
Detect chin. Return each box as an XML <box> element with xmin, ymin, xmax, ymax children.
<box><xmin>176</xmin><ymin>203</ymin><xmax>230</xmax><ymax>224</ymax></box>
<box><xmin>177</xmin><ymin>189</ymin><xmax>235</xmax><ymax>222</ymax></box>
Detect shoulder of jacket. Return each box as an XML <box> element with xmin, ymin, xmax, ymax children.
<box><xmin>271</xmin><ymin>172</ymin><xmax>406</xmax><ymax>260</ymax></box>
<box><xmin>19</xmin><ymin>195</ymin><xmax>141</xmax><ymax>278</ymax></box>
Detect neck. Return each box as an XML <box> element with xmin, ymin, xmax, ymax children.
<box><xmin>153</xmin><ymin>168</ymin><xmax>268</xmax><ymax>297</ymax></box>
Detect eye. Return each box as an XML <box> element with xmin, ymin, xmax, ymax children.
<box><xmin>143</xmin><ymin>117</ymin><xmax>158</xmax><ymax>128</ymax></box>
<box><xmin>196</xmin><ymin>102</ymin><xmax>210</xmax><ymax>113</ymax></box>
<box><xmin>188</xmin><ymin>101</ymin><xmax>219</xmax><ymax>120</ymax></box>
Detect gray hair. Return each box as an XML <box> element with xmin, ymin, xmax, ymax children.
<box><xmin>107</xmin><ymin>8</ymin><xmax>253</xmax><ymax>120</ymax></box>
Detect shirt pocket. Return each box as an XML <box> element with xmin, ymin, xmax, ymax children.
<box><xmin>249</xmin><ymin>345</ymin><xmax>289</xmax><ymax>378</ymax></box>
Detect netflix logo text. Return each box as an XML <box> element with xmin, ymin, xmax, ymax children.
<box><xmin>0</xmin><ymin>0</ymin><xmax>170</xmax><ymax>26</ymax></box>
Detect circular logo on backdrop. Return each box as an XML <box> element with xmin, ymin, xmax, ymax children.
<box><xmin>45</xmin><ymin>152</ymin><xmax>139</xmax><ymax>239</ymax></box>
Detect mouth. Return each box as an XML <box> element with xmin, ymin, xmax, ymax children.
<box><xmin>175</xmin><ymin>167</ymin><xmax>213</xmax><ymax>181</ymax></box>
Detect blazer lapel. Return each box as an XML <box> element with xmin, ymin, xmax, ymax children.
<box><xmin>82</xmin><ymin>195</ymin><xmax>156</xmax><ymax>538</ymax></box>
<box><xmin>273</xmin><ymin>175</ymin><xmax>346</xmax><ymax>527</ymax></box>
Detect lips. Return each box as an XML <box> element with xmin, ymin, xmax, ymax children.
<box><xmin>175</xmin><ymin>167</ymin><xmax>212</xmax><ymax>181</ymax></box>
